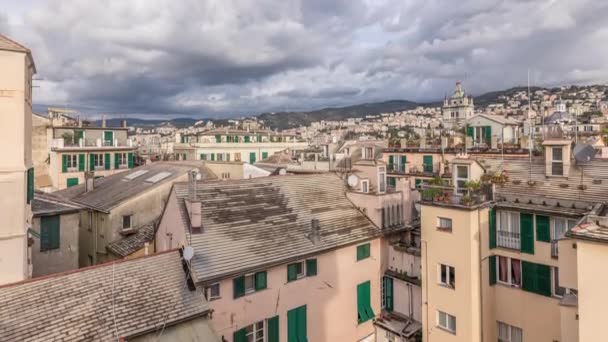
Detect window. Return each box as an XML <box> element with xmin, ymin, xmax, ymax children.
<box><xmin>357</xmin><ymin>281</ymin><xmax>375</xmax><ymax>323</ymax></box>
<box><xmin>208</xmin><ymin>283</ymin><xmax>220</xmax><ymax>300</ymax></box>
<box><xmin>361</xmin><ymin>180</ymin><xmax>369</xmax><ymax>193</ymax></box>
<box><xmin>552</xmin><ymin>267</ymin><xmax>566</xmax><ymax>297</ymax></box>
<box><xmin>93</xmin><ymin>154</ymin><xmax>104</xmax><ymax>169</ymax></box>
<box><xmin>217</xmin><ymin>153</ymin><xmax>224</xmax><ymax>161</ymax></box>
<box><xmin>233</xmin><ymin>271</ymin><xmax>267</xmax><ymax>298</ymax></box>
<box><xmin>552</xmin><ymin>147</ymin><xmax>563</xmax><ymax>176</ymax></box>
<box><xmin>40</xmin><ymin>215</ymin><xmax>60</xmax><ymax>251</ymax></box>
<box><xmin>66</xmin><ymin>154</ymin><xmax>77</xmax><ymax>170</ymax></box>
<box><xmin>437</xmin><ymin>310</ymin><xmax>456</xmax><ymax>334</ymax></box>
<box><xmin>437</xmin><ymin>217</ymin><xmax>452</xmax><ymax>231</ymax></box>
<box><xmin>287</xmin><ymin>259</ymin><xmax>317</xmax><ymax>281</ymax></box>
<box><xmin>497</xmin><ymin>211</ymin><xmax>521</xmax><ymax>249</ymax></box>
<box><xmin>234</xmin><ymin>320</ymin><xmax>264</xmax><ymax>342</ymax></box>
<box><xmin>378</xmin><ymin>169</ymin><xmax>386</xmax><ymax>193</ymax></box>
<box><xmin>116</xmin><ymin>153</ymin><xmax>127</xmax><ymax>168</ymax></box>
<box><xmin>552</xmin><ymin>217</ymin><xmax>576</xmax><ymax>240</ymax></box>
<box><xmin>357</xmin><ymin>243</ymin><xmax>371</xmax><ymax>261</ymax></box>
<box><xmin>122</xmin><ymin>215</ymin><xmax>132</xmax><ymax>229</ymax></box>
<box><xmin>455</xmin><ymin>165</ymin><xmax>469</xmax><ymax>194</ymax></box>
<box><xmin>364</xmin><ymin>147</ymin><xmax>373</xmax><ymax>159</ymax></box>
<box><xmin>497</xmin><ymin>256</ymin><xmax>521</xmax><ymax>287</ymax></box>
<box><xmin>235</xmin><ymin>152</ymin><xmax>241</xmax><ymax>162</ymax></box>
<box><xmin>498</xmin><ymin>321</ymin><xmax>522</xmax><ymax>342</ymax></box>
<box><xmin>439</xmin><ymin>264</ymin><xmax>455</xmax><ymax>288</ymax></box>
<box><xmin>287</xmin><ymin>305</ymin><xmax>307</xmax><ymax>341</ymax></box>
<box><xmin>200</xmin><ymin>153</ymin><xmax>207</xmax><ymax>161</ymax></box>
<box><xmin>221</xmin><ymin>172</ymin><xmax>230</xmax><ymax>179</ymax></box>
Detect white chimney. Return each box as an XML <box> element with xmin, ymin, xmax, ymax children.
<box><xmin>101</xmin><ymin>115</ymin><xmax>107</xmax><ymax>128</ymax></box>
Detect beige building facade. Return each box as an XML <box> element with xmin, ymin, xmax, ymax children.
<box><xmin>0</xmin><ymin>34</ymin><xmax>36</xmax><ymax>285</ymax></box>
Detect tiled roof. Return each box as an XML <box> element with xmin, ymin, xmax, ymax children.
<box><xmin>55</xmin><ymin>161</ymin><xmax>216</xmax><ymax>212</ymax></box>
<box><xmin>175</xmin><ymin>173</ymin><xmax>383</xmax><ymax>283</ymax></box>
<box><xmin>32</xmin><ymin>191</ymin><xmax>83</xmax><ymax>217</ymax></box>
<box><xmin>0</xmin><ymin>251</ymin><xmax>210</xmax><ymax>341</ymax></box>
<box><xmin>107</xmin><ymin>221</ymin><xmax>157</xmax><ymax>257</ymax></box>
<box><xmin>567</xmin><ymin>222</ymin><xmax>608</xmax><ymax>243</ymax></box>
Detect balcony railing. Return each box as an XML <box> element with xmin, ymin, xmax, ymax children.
<box><xmin>497</xmin><ymin>230</ymin><xmax>520</xmax><ymax>250</ymax></box>
<box><xmin>551</xmin><ymin>240</ymin><xmax>559</xmax><ymax>258</ymax></box>
<box><xmin>420</xmin><ymin>184</ymin><xmax>492</xmax><ymax>207</ymax></box>
<box><xmin>388</xmin><ymin>164</ymin><xmax>406</xmax><ymax>173</ymax></box>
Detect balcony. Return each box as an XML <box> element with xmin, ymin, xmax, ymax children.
<box><xmin>388</xmin><ymin>164</ymin><xmax>406</xmax><ymax>174</ymax></box>
<box><xmin>497</xmin><ymin>230</ymin><xmax>520</xmax><ymax>250</ymax></box>
<box><xmin>420</xmin><ymin>183</ymin><xmax>492</xmax><ymax>207</ymax></box>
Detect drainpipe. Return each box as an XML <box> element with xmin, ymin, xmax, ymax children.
<box><xmin>422</xmin><ymin>240</ymin><xmax>429</xmax><ymax>341</ymax></box>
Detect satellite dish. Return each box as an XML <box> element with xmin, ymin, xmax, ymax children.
<box><xmin>573</xmin><ymin>144</ymin><xmax>595</xmax><ymax>163</ymax></box>
<box><xmin>347</xmin><ymin>174</ymin><xmax>359</xmax><ymax>187</ymax></box>
<box><xmin>279</xmin><ymin>168</ymin><xmax>287</xmax><ymax>176</ymax></box>
<box><xmin>183</xmin><ymin>246</ymin><xmax>195</xmax><ymax>261</ymax></box>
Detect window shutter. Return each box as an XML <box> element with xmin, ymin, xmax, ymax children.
<box><xmin>521</xmin><ymin>261</ymin><xmax>536</xmax><ymax>294</ymax></box>
<box><xmin>357</xmin><ymin>282</ymin><xmax>364</xmax><ymax>323</ymax></box>
<box><xmin>489</xmin><ymin>255</ymin><xmax>496</xmax><ymax>285</ymax></box>
<box><xmin>357</xmin><ymin>243</ymin><xmax>370</xmax><ymax>261</ymax></box>
<box><xmin>306</xmin><ymin>259</ymin><xmax>317</xmax><ymax>276</ymax></box>
<box><xmin>536</xmin><ymin>215</ymin><xmax>550</xmax><ymax>242</ymax></box>
<box><xmin>385</xmin><ymin>276</ymin><xmax>394</xmax><ymax>311</ymax></box>
<box><xmin>210</xmin><ymin>153</ymin><xmax>215</xmax><ymax>161</ymax></box>
<box><xmin>215</xmin><ymin>135</ymin><xmax>221</xmax><ymax>143</ymax></box>
<box><xmin>255</xmin><ymin>271</ymin><xmax>267</xmax><ymax>291</ymax></box>
<box><xmin>104</xmin><ymin>153</ymin><xmax>111</xmax><ymax>170</ymax></box>
<box><xmin>78</xmin><ymin>154</ymin><xmax>85</xmax><ymax>171</ymax></box>
<box><xmin>262</xmin><ymin>151</ymin><xmax>268</xmax><ymax>160</ymax></box>
<box><xmin>536</xmin><ymin>264</ymin><xmax>552</xmax><ymax>297</ymax></box>
<box><xmin>40</xmin><ymin>218</ymin><xmax>50</xmax><ymax>251</ymax></box>
<box><xmin>415</xmin><ymin>179</ymin><xmax>421</xmax><ymax>189</ymax></box>
<box><xmin>423</xmin><ymin>155</ymin><xmax>433</xmax><ymax>172</ymax></box>
<box><xmin>233</xmin><ymin>328</ymin><xmax>247</xmax><ymax>342</ymax></box>
<box><xmin>357</xmin><ymin>281</ymin><xmax>373</xmax><ymax>323</ymax></box>
<box><xmin>50</xmin><ymin>216</ymin><xmax>60</xmax><ymax>249</ymax></box>
<box><xmin>388</xmin><ymin>155</ymin><xmax>394</xmax><ymax>168</ymax></box>
<box><xmin>287</xmin><ymin>307</ymin><xmax>298</xmax><ymax>342</ymax></box>
<box><xmin>114</xmin><ymin>153</ymin><xmax>120</xmax><ymax>169</ymax></box>
<box><xmin>127</xmin><ymin>153</ymin><xmax>134</xmax><ymax>168</ymax></box>
<box><xmin>297</xmin><ymin>305</ymin><xmax>307</xmax><ymax>342</ymax></box>
<box><xmin>520</xmin><ymin>213</ymin><xmax>535</xmax><ymax>254</ymax></box>
<box><xmin>267</xmin><ymin>316</ymin><xmax>279</xmax><ymax>342</ymax></box>
<box><xmin>400</xmin><ymin>156</ymin><xmax>406</xmax><ymax>172</ymax></box>
<box><xmin>287</xmin><ymin>263</ymin><xmax>298</xmax><ymax>282</ymax></box>
<box><xmin>233</xmin><ymin>276</ymin><xmax>245</xmax><ymax>298</ymax></box>
<box><xmin>244</xmin><ymin>135</ymin><xmax>250</xmax><ymax>143</ymax></box>
<box><xmin>90</xmin><ymin>154</ymin><xmax>95</xmax><ymax>171</ymax></box>
<box><xmin>62</xmin><ymin>155</ymin><xmax>68</xmax><ymax>173</ymax></box>
<box><xmin>67</xmin><ymin>178</ymin><xmax>79</xmax><ymax>187</ymax></box>
<box><xmin>27</xmin><ymin>168</ymin><xmax>34</xmax><ymax>204</ymax></box>
<box><xmin>489</xmin><ymin>208</ymin><xmax>496</xmax><ymax>249</ymax></box>
<box><xmin>484</xmin><ymin>126</ymin><xmax>492</xmax><ymax>143</ymax></box>
<box><xmin>249</xmin><ymin>152</ymin><xmax>256</xmax><ymax>164</ymax></box>
<box><xmin>467</xmin><ymin>126</ymin><xmax>474</xmax><ymax>137</ymax></box>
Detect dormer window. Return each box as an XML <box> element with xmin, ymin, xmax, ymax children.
<box><xmin>552</xmin><ymin>147</ymin><xmax>564</xmax><ymax>176</ymax></box>
<box><xmin>364</xmin><ymin>147</ymin><xmax>374</xmax><ymax>160</ymax></box>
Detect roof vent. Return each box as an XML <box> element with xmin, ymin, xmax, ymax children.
<box><xmin>124</xmin><ymin>170</ymin><xmax>149</xmax><ymax>181</ymax></box>
<box><xmin>144</xmin><ymin>172</ymin><xmax>172</xmax><ymax>184</ymax></box>
<box><xmin>307</xmin><ymin>219</ymin><xmax>321</xmax><ymax>245</ymax></box>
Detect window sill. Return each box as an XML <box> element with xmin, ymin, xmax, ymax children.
<box><xmin>496</xmin><ymin>282</ymin><xmax>521</xmax><ymax>289</ymax></box>
<box><xmin>438</xmin><ymin>283</ymin><xmax>455</xmax><ymax>290</ymax></box>
<box><xmin>436</xmin><ymin>326</ymin><xmax>456</xmax><ymax>335</ymax></box>
<box><xmin>209</xmin><ymin>296</ymin><xmax>221</xmax><ymax>301</ymax></box>
<box><xmin>436</xmin><ymin>227</ymin><xmax>452</xmax><ymax>232</ymax></box>
<box><xmin>234</xmin><ymin>287</ymin><xmax>268</xmax><ymax>299</ymax></box>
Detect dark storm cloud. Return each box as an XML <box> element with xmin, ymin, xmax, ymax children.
<box><xmin>2</xmin><ymin>0</ymin><xmax>607</xmax><ymax>117</ymax></box>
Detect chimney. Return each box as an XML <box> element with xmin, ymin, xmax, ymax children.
<box><xmin>308</xmin><ymin>218</ymin><xmax>321</xmax><ymax>245</ymax></box>
<box><xmin>101</xmin><ymin>115</ymin><xmax>107</xmax><ymax>128</ymax></box>
<box><xmin>121</xmin><ymin>119</ymin><xmax>127</xmax><ymax>128</ymax></box>
<box><xmin>187</xmin><ymin>170</ymin><xmax>202</xmax><ymax>233</ymax></box>
<box><xmin>85</xmin><ymin>171</ymin><xmax>95</xmax><ymax>192</ymax></box>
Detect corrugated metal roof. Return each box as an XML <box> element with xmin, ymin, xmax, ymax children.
<box><xmin>175</xmin><ymin>173</ymin><xmax>382</xmax><ymax>283</ymax></box>
<box><xmin>0</xmin><ymin>251</ymin><xmax>210</xmax><ymax>341</ymax></box>
<box><xmin>55</xmin><ymin>162</ymin><xmax>217</xmax><ymax>212</ymax></box>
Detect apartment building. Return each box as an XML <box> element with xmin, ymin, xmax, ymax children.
<box><xmin>419</xmin><ymin>135</ymin><xmax>606</xmax><ymax>342</ymax></box>
<box><xmin>0</xmin><ymin>34</ymin><xmax>36</xmax><ymax>285</ymax></box>
<box><xmin>466</xmin><ymin>114</ymin><xmax>520</xmax><ymax>148</ymax></box>
<box><xmin>174</xmin><ymin>128</ymin><xmax>308</xmax><ymax>163</ymax></box>
<box><xmin>48</xmin><ymin>123</ymin><xmax>137</xmax><ymax>189</ymax></box>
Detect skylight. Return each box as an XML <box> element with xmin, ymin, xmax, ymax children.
<box><xmin>144</xmin><ymin>172</ymin><xmax>172</xmax><ymax>184</ymax></box>
<box><xmin>123</xmin><ymin>170</ymin><xmax>149</xmax><ymax>181</ymax></box>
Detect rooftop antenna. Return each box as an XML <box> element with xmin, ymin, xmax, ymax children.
<box><xmin>528</xmin><ymin>68</ymin><xmax>533</xmax><ymax>182</ymax></box>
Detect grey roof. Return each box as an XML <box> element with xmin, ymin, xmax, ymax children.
<box><xmin>475</xmin><ymin>155</ymin><xmax>608</xmax><ymax>206</ymax></box>
<box><xmin>0</xmin><ymin>251</ymin><xmax>211</xmax><ymax>341</ymax></box>
<box><xmin>546</xmin><ymin>111</ymin><xmax>574</xmax><ymax>124</ymax></box>
<box><xmin>32</xmin><ymin>191</ymin><xmax>83</xmax><ymax>217</ymax></box>
<box><xmin>175</xmin><ymin>173</ymin><xmax>382</xmax><ymax>283</ymax></box>
<box><xmin>55</xmin><ymin>161</ymin><xmax>217</xmax><ymax>213</ymax></box>
<box><xmin>107</xmin><ymin>221</ymin><xmax>157</xmax><ymax>257</ymax></box>
<box><xmin>567</xmin><ymin>222</ymin><xmax>608</xmax><ymax>243</ymax></box>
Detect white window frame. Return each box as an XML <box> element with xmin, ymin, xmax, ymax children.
<box><xmin>454</xmin><ymin>165</ymin><xmax>469</xmax><ymax>194</ymax></box>
<box><xmin>438</xmin><ymin>264</ymin><xmax>455</xmax><ymax>289</ymax></box>
<box><xmin>244</xmin><ymin>273</ymin><xmax>256</xmax><ymax>294</ymax></box>
<box><xmin>437</xmin><ymin>217</ymin><xmax>452</xmax><ymax>231</ymax></box>
<box><xmin>294</xmin><ymin>261</ymin><xmax>306</xmax><ymax>279</ymax></box>
<box><xmin>437</xmin><ymin>310</ymin><xmax>456</xmax><ymax>334</ymax></box>
<box><xmin>122</xmin><ymin>215</ymin><xmax>132</xmax><ymax>229</ymax></box>
<box><xmin>552</xmin><ymin>267</ymin><xmax>566</xmax><ymax>298</ymax></box>
<box><xmin>243</xmin><ymin>320</ymin><xmax>265</xmax><ymax>342</ymax></box>
<box><xmin>498</xmin><ymin>321</ymin><xmax>523</xmax><ymax>342</ymax></box>
<box><xmin>551</xmin><ymin>147</ymin><xmax>564</xmax><ymax>176</ymax></box>
<box><xmin>208</xmin><ymin>283</ymin><xmax>220</xmax><ymax>300</ymax></box>
<box><xmin>361</xmin><ymin>180</ymin><xmax>369</xmax><ymax>193</ymax></box>
<box><xmin>117</xmin><ymin>152</ymin><xmax>128</xmax><ymax>168</ymax></box>
<box><xmin>496</xmin><ymin>256</ymin><xmax>522</xmax><ymax>288</ymax></box>
<box><xmin>378</xmin><ymin>167</ymin><xmax>386</xmax><ymax>193</ymax></box>
<box><xmin>551</xmin><ymin>217</ymin><xmax>576</xmax><ymax>240</ymax></box>
<box><xmin>66</xmin><ymin>154</ymin><xmax>78</xmax><ymax>171</ymax></box>
<box><xmin>497</xmin><ymin>210</ymin><xmax>521</xmax><ymax>250</ymax></box>
<box><xmin>93</xmin><ymin>153</ymin><xmax>104</xmax><ymax>169</ymax></box>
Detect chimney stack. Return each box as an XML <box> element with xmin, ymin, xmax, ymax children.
<box><xmin>85</xmin><ymin>171</ymin><xmax>95</xmax><ymax>192</ymax></box>
<box><xmin>187</xmin><ymin>170</ymin><xmax>202</xmax><ymax>233</ymax></box>
<box><xmin>101</xmin><ymin>115</ymin><xmax>107</xmax><ymax>128</ymax></box>
<box><xmin>308</xmin><ymin>218</ymin><xmax>321</xmax><ymax>245</ymax></box>
<box><xmin>121</xmin><ymin>119</ymin><xmax>127</xmax><ymax>128</ymax></box>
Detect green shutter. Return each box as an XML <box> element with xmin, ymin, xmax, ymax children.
<box><xmin>233</xmin><ymin>276</ymin><xmax>245</xmax><ymax>298</ymax></box>
<box><xmin>215</xmin><ymin>135</ymin><xmax>221</xmax><ymax>143</ymax></box>
<box><xmin>210</xmin><ymin>153</ymin><xmax>215</xmax><ymax>161</ymax></box>
<box><xmin>233</xmin><ymin>328</ymin><xmax>247</xmax><ymax>342</ymax></box>
<box><xmin>484</xmin><ymin>126</ymin><xmax>492</xmax><ymax>143</ymax></box>
<box><xmin>388</xmin><ymin>155</ymin><xmax>394</xmax><ymax>169</ymax></box>
<box><xmin>489</xmin><ymin>208</ymin><xmax>496</xmax><ymax>249</ymax></box>
<box><xmin>90</xmin><ymin>154</ymin><xmax>95</xmax><ymax>171</ymax></box>
<box><xmin>415</xmin><ymin>179</ymin><xmax>421</xmax><ymax>189</ymax></box>
<box><xmin>520</xmin><ymin>213</ymin><xmax>535</xmax><ymax>254</ymax></box>
<box><xmin>267</xmin><ymin>316</ymin><xmax>279</xmax><ymax>342</ymax></box>
<box><xmin>536</xmin><ymin>215</ymin><xmax>550</xmax><ymax>242</ymax></box>
<box><xmin>244</xmin><ymin>135</ymin><xmax>250</xmax><ymax>143</ymax></box>
<box><xmin>27</xmin><ymin>168</ymin><xmax>34</xmax><ymax>204</ymax></box>
<box><xmin>262</xmin><ymin>151</ymin><xmax>268</xmax><ymax>160</ymax></box>
<box><xmin>249</xmin><ymin>152</ymin><xmax>256</xmax><ymax>164</ymax></box>
<box><xmin>78</xmin><ymin>154</ymin><xmax>85</xmax><ymax>171</ymax></box>
<box><xmin>467</xmin><ymin>126</ymin><xmax>474</xmax><ymax>137</ymax></box>
<box><xmin>357</xmin><ymin>243</ymin><xmax>370</xmax><ymax>261</ymax></box>
<box><xmin>40</xmin><ymin>215</ymin><xmax>60</xmax><ymax>251</ymax></box>
<box><xmin>489</xmin><ymin>255</ymin><xmax>496</xmax><ymax>285</ymax></box>
<box><xmin>357</xmin><ymin>281</ymin><xmax>373</xmax><ymax>323</ymax></box>
<box><xmin>114</xmin><ymin>153</ymin><xmax>120</xmax><ymax>169</ymax></box>
<box><xmin>66</xmin><ymin>178</ymin><xmax>79</xmax><ymax>188</ymax></box>
<box><xmin>104</xmin><ymin>131</ymin><xmax>113</xmax><ymax>146</ymax></box>
<box><xmin>288</xmin><ymin>307</ymin><xmax>298</xmax><ymax>342</ymax></box>
<box><xmin>74</xmin><ymin>129</ymin><xmax>84</xmax><ymax>144</ymax></box>
<box><xmin>423</xmin><ymin>155</ymin><xmax>433</xmax><ymax>173</ymax></box>
<box><xmin>384</xmin><ymin>276</ymin><xmax>394</xmax><ymax>311</ymax></box>
<box><xmin>62</xmin><ymin>155</ymin><xmax>68</xmax><ymax>173</ymax></box>
<box><xmin>127</xmin><ymin>152</ymin><xmax>134</xmax><ymax>168</ymax></box>
<box><xmin>287</xmin><ymin>263</ymin><xmax>298</xmax><ymax>282</ymax></box>
<box><xmin>255</xmin><ymin>271</ymin><xmax>267</xmax><ymax>291</ymax></box>
<box><xmin>537</xmin><ymin>264</ymin><xmax>552</xmax><ymax>297</ymax></box>
<box><xmin>297</xmin><ymin>305</ymin><xmax>307</xmax><ymax>342</ymax></box>
<box><xmin>306</xmin><ymin>259</ymin><xmax>317</xmax><ymax>276</ymax></box>
<box><xmin>400</xmin><ymin>156</ymin><xmax>406</xmax><ymax>172</ymax></box>
<box><xmin>104</xmin><ymin>153</ymin><xmax>111</xmax><ymax>170</ymax></box>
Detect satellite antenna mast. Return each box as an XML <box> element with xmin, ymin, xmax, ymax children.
<box><xmin>528</xmin><ymin>69</ymin><xmax>533</xmax><ymax>181</ymax></box>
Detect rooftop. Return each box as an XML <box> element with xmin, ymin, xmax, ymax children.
<box><xmin>175</xmin><ymin>173</ymin><xmax>383</xmax><ymax>283</ymax></box>
<box><xmin>567</xmin><ymin>222</ymin><xmax>608</xmax><ymax>243</ymax></box>
<box><xmin>0</xmin><ymin>251</ymin><xmax>212</xmax><ymax>341</ymax></box>
<box><xmin>32</xmin><ymin>191</ymin><xmax>83</xmax><ymax>217</ymax></box>
<box><xmin>55</xmin><ymin>161</ymin><xmax>216</xmax><ymax>213</ymax></box>
<box><xmin>107</xmin><ymin>221</ymin><xmax>157</xmax><ymax>257</ymax></box>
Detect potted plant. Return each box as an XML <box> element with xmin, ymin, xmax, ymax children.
<box><xmin>464</xmin><ymin>180</ymin><xmax>485</xmax><ymax>203</ymax></box>
<box><xmin>461</xmin><ymin>193</ymin><xmax>473</xmax><ymax>206</ymax></box>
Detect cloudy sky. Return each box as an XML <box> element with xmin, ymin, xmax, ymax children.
<box><xmin>2</xmin><ymin>0</ymin><xmax>607</xmax><ymax>119</ymax></box>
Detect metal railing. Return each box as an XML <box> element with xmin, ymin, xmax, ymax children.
<box><xmin>388</xmin><ymin>164</ymin><xmax>406</xmax><ymax>173</ymax></box>
<box><xmin>497</xmin><ymin>230</ymin><xmax>520</xmax><ymax>250</ymax></box>
<box><xmin>551</xmin><ymin>240</ymin><xmax>559</xmax><ymax>258</ymax></box>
